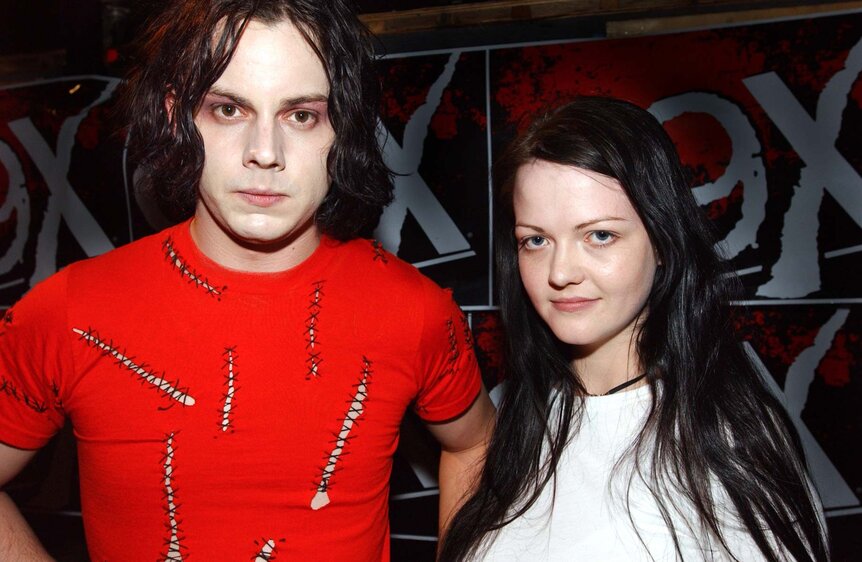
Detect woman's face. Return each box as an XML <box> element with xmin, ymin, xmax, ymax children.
<box><xmin>513</xmin><ymin>160</ymin><xmax>658</xmax><ymax>356</ymax></box>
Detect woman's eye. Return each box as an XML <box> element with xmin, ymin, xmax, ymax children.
<box><xmin>590</xmin><ymin>231</ymin><xmax>616</xmax><ymax>245</ymax></box>
<box><xmin>521</xmin><ymin>236</ymin><xmax>547</xmax><ymax>249</ymax></box>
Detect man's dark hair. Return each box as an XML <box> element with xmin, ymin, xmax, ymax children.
<box><xmin>120</xmin><ymin>0</ymin><xmax>393</xmax><ymax>239</ymax></box>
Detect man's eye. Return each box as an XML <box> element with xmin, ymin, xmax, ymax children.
<box><xmin>217</xmin><ymin>105</ymin><xmax>238</xmax><ymax>117</ymax></box>
<box><xmin>290</xmin><ymin>110</ymin><xmax>316</xmax><ymax>125</ymax></box>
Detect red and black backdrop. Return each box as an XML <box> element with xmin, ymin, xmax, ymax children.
<box><xmin>1</xmin><ymin>10</ymin><xmax>860</xmax><ymax>561</ymax></box>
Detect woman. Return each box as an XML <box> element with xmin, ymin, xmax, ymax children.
<box><xmin>440</xmin><ymin>97</ymin><xmax>828</xmax><ymax>561</ymax></box>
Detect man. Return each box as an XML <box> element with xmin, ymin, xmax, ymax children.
<box><xmin>0</xmin><ymin>1</ymin><xmax>494</xmax><ymax>560</ymax></box>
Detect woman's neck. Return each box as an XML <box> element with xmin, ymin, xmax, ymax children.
<box><xmin>572</xmin><ymin>330</ymin><xmax>644</xmax><ymax>395</ymax></box>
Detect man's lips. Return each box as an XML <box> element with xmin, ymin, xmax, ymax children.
<box><xmin>237</xmin><ymin>190</ymin><xmax>286</xmax><ymax>207</ymax></box>
<box><xmin>550</xmin><ymin>297</ymin><xmax>598</xmax><ymax>312</ymax></box>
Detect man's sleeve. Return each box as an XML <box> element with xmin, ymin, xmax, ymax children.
<box><xmin>0</xmin><ymin>272</ymin><xmax>69</xmax><ymax>450</ymax></box>
<box><xmin>412</xmin><ymin>282</ymin><xmax>482</xmax><ymax>423</ymax></box>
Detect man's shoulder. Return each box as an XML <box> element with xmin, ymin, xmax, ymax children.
<box><xmin>7</xmin><ymin>226</ymin><xmax>174</xmax><ymax>332</ymax></box>
<box><xmin>30</xmin><ymin>223</ymin><xmax>182</xmax><ymax>301</ymax></box>
<box><xmin>326</xmin><ymin>238</ymin><xmax>463</xmax><ymax>334</ymax></box>
<box><xmin>332</xmin><ymin>237</ymin><xmax>451</xmax><ymax>297</ymax></box>
<box><xmin>83</xmin><ymin>224</ymin><xmax>175</xmax><ymax>266</ymax></box>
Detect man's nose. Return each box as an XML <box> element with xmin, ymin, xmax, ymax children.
<box><xmin>243</xmin><ymin>120</ymin><xmax>285</xmax><ymax>170</ymax></box>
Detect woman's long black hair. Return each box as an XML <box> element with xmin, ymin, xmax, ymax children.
<box><xmin>440</xmin><ymin>97</ymin><xmax>828</xmax><ymax>561</ymax></box>
<box><xmin>119</xmin><ymin>0</ymin><xmax>392</xmax><ymax>239</ymax></box>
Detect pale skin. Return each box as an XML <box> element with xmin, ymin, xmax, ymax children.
<box><xmin>0</xmin><ymin>17</ymin><xmax>494</xmax><ymax>557</ymax></box>
<box><xmin>186</xmin><ymin>19</ymin><xmax>335</xmax><ymax>272</ymax></box>
<box><xmin>513</xmin><ymin>160</ymin><xmax>659</xmax><ymax>393</ymax></box>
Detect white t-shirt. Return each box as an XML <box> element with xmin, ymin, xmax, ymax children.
<box><xmin>477</xmin><ymin>384</ymin><xmax>774</xmax><ymax>561</ymax></box>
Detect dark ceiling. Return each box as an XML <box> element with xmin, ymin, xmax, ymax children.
<box><xmin>0</xmin><ymin>0</ymin><xmax>495</xmax><ymax>57</ymax></box>
<box><xmin>0</xmin><ymin>0</ymin><xmax>491</xmax><ymax>55</ymax></box>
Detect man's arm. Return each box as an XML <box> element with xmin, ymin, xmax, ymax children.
<box><xmin>426</xmin><ymin>388</ymin><xmax>495</xmax><ymax>534</ymax></box>
<box><xmin>0</xmin><ymin>443</ymin><xmax>54</xmax><ymax>562</ymax></box>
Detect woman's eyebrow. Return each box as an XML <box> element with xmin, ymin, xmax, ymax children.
<box><xmin>513</xmin><ymin>223</ymin><xmax>546</xmax><ymax>232</ymax></box>
<box><xmin>574</xmin><ymin>216</ymin><xmax>627</xmax><ymax>229</ymax></box>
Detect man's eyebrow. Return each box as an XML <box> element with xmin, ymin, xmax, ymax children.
<box><xmin>206</xmin><ymin>88</ymin><xmax>252</xmax><ymax>107</ymax></box>
<box><xmin>204</xmin><ymin>88</ymin><xmax>328</xmax><ymax>110</ymax></box>
<box><xmin>280</xmin><ymin>94</ymin><xmax>329</xmax><ymax>109</ymax></box>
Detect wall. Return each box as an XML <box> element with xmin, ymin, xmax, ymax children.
<box><xmin>1</xmin><ymin>8</ymin><xmax>860</xmax><ymax>561</ymax></box>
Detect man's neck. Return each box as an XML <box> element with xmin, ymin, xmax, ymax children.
<box><xmin>189</xmin><ymin>216</ymin><xmax>321</xmax><ymax>274</ymax></box>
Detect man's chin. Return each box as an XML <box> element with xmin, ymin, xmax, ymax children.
<box><xmin>231</xmin><ymin>231</ymin><xmax>292</xmax><ymax>251</ymax></box>
<box><xmin>229</xmin><ymin>223</ymin><xmax>317</xmax><ymax>253</ymax></box>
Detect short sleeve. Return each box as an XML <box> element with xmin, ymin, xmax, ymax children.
<box><xmin>0</xmin><ymin>271</ymin><xmax>69</xmax><ymax>450</ymax></box>
<box><xmin>412</xmin><ymin>282</ymin><xmax>482</xmax><ymax>423</ymax></box>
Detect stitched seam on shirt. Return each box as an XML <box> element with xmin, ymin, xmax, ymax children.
<box><xmin>161</xmin><ymin>432</ymin><xmax>185</xmax><ymax>561</ymax></box>
<box><xmin>0</xmin><ymin>376</ymin><xmax>48</xmax><ymax>413</ymax></box>
<box><xmin>162</xmin><ymin>235</ymin><xmax>226</xmax><ymax>299</ymax></box>
<box><xmin>220</xmin><ymin>346</ymin><xmax>238</xmax><ymax>432</ymax></box>
<box><xmin>310</xmin><ymin>356</ymin><xmax>373</xmax><ymax>509</ymax></box>
<box><xmin>370</xmin><ymin>239</ymin><xmax>388</xmax><ymax>263</ymax></box>
<box><xmin>445</xmin><ymin>318</ymin><xmax>459</xmax><ymax>377</ymax></box>
<box><xmin>253</xmin><ymin>538</ymin><xmax>285</xmax><ymax>561</ymax></box>
<box><xmin>0</xmin><ymin>309</ymin><xmax>12</xmax><ymax>336</ymax></box>
<box><xmin>71</xmin><ymin>327</ymin><xmax>195</xmax><ymax>408</ymax></box>
<box><xmin>305</xmin><ymin>281</ymin><xmax>325</xmax><ymax>380</ymax></box>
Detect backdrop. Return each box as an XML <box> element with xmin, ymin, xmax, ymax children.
<box><xmin>1</xmin><ymin>10</ymin><xmax>860</xmax><ymax>561</ymax></box>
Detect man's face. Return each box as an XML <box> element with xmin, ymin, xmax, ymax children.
<box><xmin>192</xmin><ymin>19</ymin><xmax>334</xmax><ymax>269</ymax></box>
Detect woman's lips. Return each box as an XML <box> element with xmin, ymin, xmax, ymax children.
<box><xmin>550</xmin><ymin>297</ymin><xmax>598</xmax><ymax>312</ymax></box>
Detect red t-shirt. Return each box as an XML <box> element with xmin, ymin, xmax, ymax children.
<box><xmin>0</xmin><ymin>220</ymin><xmax>481</xmax><ymax>561</ymax></box>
